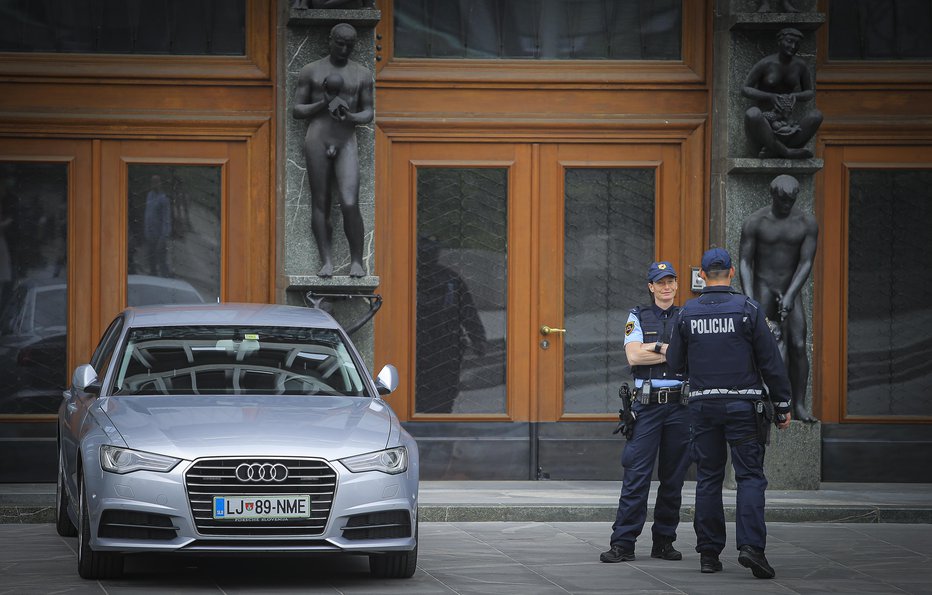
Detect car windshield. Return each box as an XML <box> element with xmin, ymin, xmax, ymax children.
<box><xmin>111</xmin><ymin>325</ymin><xmax>367</xmax><ymax>396</ymax></box>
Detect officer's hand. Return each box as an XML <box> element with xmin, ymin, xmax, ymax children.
<box><xmin>776</xmin><ymin>411</ymin><xmax>791</xmax><ymax>430</ymax></box>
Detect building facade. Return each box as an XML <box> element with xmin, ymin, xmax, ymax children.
<box><xmin>0</xmin><ymin>0</ymin><xmax>929</xmax><ymax>483</ymax></box>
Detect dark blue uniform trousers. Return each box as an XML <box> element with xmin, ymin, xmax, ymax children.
<box><xmin>610</xmin><ymin>400</ymin><xmax>690</xmax><ymax>548</ymax></box>
<box><xmin>689</xmin><ymin>399</ymin><xmax>768</xmax><ymax>555</ymax></box>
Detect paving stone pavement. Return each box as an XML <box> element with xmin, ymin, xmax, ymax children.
<box><xmin>3</xmin><ymin>521</ymin><xmax>932</xmax><ymax>594</ymax></box>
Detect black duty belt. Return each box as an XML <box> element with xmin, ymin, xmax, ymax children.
<box><xmin>637</xmin><ymin>386</ymin><xmax>683</xmax><ymax>405</ymax></box>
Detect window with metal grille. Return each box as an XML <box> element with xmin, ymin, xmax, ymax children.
<box><xmin>0</xmin><ymin>0</ymin><xmax>245</xmax><ymax>55</ymax></box>
<box><xmin>829</xmin><ymin>0</ymin><xmax>932</xmax><ymax>60</ymax></box>
<box><xmin>394</xmin><ymin>0</ymin><xmax>682</xmax><ymax>60</ymax></box>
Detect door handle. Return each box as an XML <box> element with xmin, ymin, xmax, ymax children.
<box><xmin>540</xmin><ymin>325</ymin><xmax>566</xmax><ymax>336</ymax></box>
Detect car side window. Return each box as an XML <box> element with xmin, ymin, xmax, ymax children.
<box><xmin>89</xmin><ymin>317</ymin><xmax>125</xmax><ymax>383</ymax></box>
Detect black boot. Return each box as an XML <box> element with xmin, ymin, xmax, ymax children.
<box><xmin>738</xmin><ymin>545</ymin><xmax>775</xmax><ymax>579</ymax></box>
<box><xmin>600</xmin><ymin>543</ymin><xmax>635</xmax><ymax>563</ymax></box>
<box><xmin>651</xmin><ymin>537</ymin><xmax>683</xmax><ymax>561</ymax></box>
<box><xmin>700</xmin><ymin>552</ymin><xmax>723</xmax><ymax>573</ymax></box>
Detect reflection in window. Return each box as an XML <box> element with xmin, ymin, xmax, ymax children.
<box><xmin>564</xmin><ymin>168</ymin><xmax>654</xmax><ymax>415</ymax></box>
<box><xmin>415</xmin><ymin>168</ymin><xmax>507</xmax><ymax>415</ymax></box>
<box><xmin>847</xmin><ymin>169</ymin><xmax>932</xmax><ymax>416</ymax></box>
<box><xmin>0</xmin><ymin>162</ymin><xmax>68</xmax><ymax>414</ymax></box>
<box><xmin>829</xmin><ymin>0</ymin><xmax>932</xmax><ymax>60</ymax></box>
<box><xmin>127</xmin><ymin>165</ymin><xmax>220</xmax><ymax>306</ymax></box>
<box><xmin>0</xmin><ymin>0</ymin><xmax>245</xmax><ymax>55</ymax></box>
<box><xmin>395</xmin><ymin>0</ymin><xmax>681</xmax><ymax>60</ymax></box>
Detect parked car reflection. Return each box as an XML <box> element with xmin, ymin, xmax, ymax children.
<box><xmin>0</xmin><ymin>275</ymin><xmax>204</xmax><ymax>414</ymax></box>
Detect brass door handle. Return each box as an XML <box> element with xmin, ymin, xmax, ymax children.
<box><xmin>540</xmin><ymin>325</ymin><xmax>566</xmax><ymax>336</ymax></box>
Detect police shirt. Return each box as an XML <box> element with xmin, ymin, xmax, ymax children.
<box><xmin>624</xmin><ymin>304</ymin><xmax>683</xmax><ymax>390</ymax></box>
<box><xmin>665</xmin><ymin>285</ymin><xmax>791</xmax><ymax>414</ymax></box>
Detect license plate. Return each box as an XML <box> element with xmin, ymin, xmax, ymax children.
<box><xmin>213</xmin><ymin>495</ymin><xmax>311</xmax><ymax>520</ymax></box>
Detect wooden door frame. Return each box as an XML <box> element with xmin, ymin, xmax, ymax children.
<box><xmin>378</xmin><ymin>142</ymin><xmax>533</xmax><ymax>422</ymax></box>
<box><xmin>536</xmin><ymin>142</ymin><xmax>697</xmax><ymax>422</ymax></box>
<box><xmin>0</xmin><ymin>139</ymin><xmax>93</xmax><ymax>421</ymax></box>
<box><xmin>98</xmin><ymin>139</ymin><xmax>258</xmax><ymax>321</ymax></box>
<box><xmin>817</xmin><ymin>142</ymin><xmax>932</xmax><ymax>424</ymax></box>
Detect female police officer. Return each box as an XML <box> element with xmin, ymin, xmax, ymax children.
<box><xmin>601</xmin><ymin>261</ymin><xmax>691</xmax><ymax>563</ymax></box>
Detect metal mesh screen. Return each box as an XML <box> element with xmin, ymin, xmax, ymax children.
<box><xmin>415</xmin><ymin>168</ymin><xmax>507</xmax><ymax>415</ymax></box>
<box><xmin>847</xmin><ymin>169</ymin><xmax>932</xmax><ymax>416</ymax></box>
<box><xmin>394</xmin><ymin>0</ymin><xmax>681</xmax><ymax>60</ymax></box>
<box><xmin>563</xmin><ymin>168</ymin><xmax>654</xmax><ymax>414</ymax></box>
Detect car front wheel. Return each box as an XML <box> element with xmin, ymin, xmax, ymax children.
<box><xmin>77</xmin><ymin>474</ymin><xmax>123</xmax><ymax>579</ymax></box>
<box><xmin>369</xmin><ymin>519</ymin><xmax>418</xmax><ymax>579</ymax></box>
<box><xmin>55</xmin><ymin>449</ymin><xmax>77</xmax><ymax>537</ymax></box>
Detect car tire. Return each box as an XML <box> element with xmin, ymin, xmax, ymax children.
<box><xmin>55</xmin><ymin>449</ymin><xmax>77</xmax><ymax>537</ymax></box>
<box><xmin>369</xmin><ymin>517</ymin><xmax>418</xmax><ymax>579</ymax></box>
<box><xmin>77</xmin><ymin>475</ymin><xmax>123</xmax><ymax>580</ymax></box>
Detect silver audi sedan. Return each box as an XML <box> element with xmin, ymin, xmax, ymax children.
<box><xmin>56</xmin><ymin>304</ymin><xmax>418</xmax><ymax>580</ymax></box>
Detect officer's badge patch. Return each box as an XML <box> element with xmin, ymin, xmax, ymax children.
<box><xmin>625</xmin><ymin>321</ymin><xmax>635</xmax><ymax>336</ymax></box>
<box><xmin>658</xmin><ymin>263</ymin><xmax>667</xmax><ymax>269</ymax></box>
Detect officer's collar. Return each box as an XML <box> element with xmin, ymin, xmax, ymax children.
<box><xmin>701</xmin><ymin>285</ymin><xmax>737</xmax><ymax>294</ymax></box>
<box><xmin>651</xmin><ymin>302</ymin><xmax>676</xmax><ymax>317</ymax></box>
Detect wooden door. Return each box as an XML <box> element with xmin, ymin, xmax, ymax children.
<box><xmin>377</xmin><ymin>141</ymin><xmax>700</xmax><ymax>424</ymax></box>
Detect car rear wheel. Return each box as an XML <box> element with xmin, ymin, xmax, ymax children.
<box><xmin>55</xmin><ymin>448</ymin><xmax>77</xmax><ymax>537</ymax></box>
<box><xmin>77</xmin><ymin>475</ymin><xmax>123</xmax><ymax>579</ymax></box>
<box><xmin>369</xmin><ymin>518</ymin><xmax>418</xmax><ymax>579</ymax></box>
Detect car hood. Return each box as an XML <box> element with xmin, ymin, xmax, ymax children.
<box><xmin>98</xmin><ymin>395</ymin><xmax>393</xmax><ymax>461</ymax></box>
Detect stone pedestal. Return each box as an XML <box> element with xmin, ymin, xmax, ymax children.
<box><xmin>282</xmin><ymin>7</ymin><xmax>381</xmax><ymax>367</ymax></box>
<box><xmin>713</xmin><ymin>0</ymin><xmax>823</xmax><ymax>489</ymax></box>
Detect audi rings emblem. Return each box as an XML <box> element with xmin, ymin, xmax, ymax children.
<box><xmin>235</xmin><ymin>463</ymin><xmax>289</xmax><ymax>483</ymax></box>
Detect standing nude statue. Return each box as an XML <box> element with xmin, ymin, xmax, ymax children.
<box><xmin>293</xmin><ymin>23</ymin><xmax>373</xmax><ymax>277</ymax></box>
<box><xmin>739</xmin><ymin>175</ymin><xmax>818</xmax><ymax>422</ymax></box>
<box><xmin>743</xmin><ymin>28</ymin><xmax>822</xmax><ymax>159</ymax></box>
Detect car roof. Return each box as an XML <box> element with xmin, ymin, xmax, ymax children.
<box><xmin>122</xmin><ymin>303</ymin><xmax>342</xmax><ymax>330</ymax></box>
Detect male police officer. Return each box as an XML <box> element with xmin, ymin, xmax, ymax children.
<box><xmin>666</xmin><ymin>248</ymin><xmax>792</xmax><ymax>579</ymax></box>
<box><xmin>601</xmin><ymin>261</ymin><xmax>691</xmax><ymax>563</ymax></box>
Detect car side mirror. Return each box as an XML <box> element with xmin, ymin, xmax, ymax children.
<box><xmin>374</xmin><ymin>364</ymin><xmax>398</xmax><ymax>396</ymax></box>
<box><xmin>72</xmin><ymin>364</ymin><xmax>101</xmax><ymax>395</ymax></box>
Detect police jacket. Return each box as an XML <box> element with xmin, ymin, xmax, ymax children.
<box><xmin>629</xmin><ymin>305</ymin><xmax>685</xmax><ymax>384</ymax></box>
<box><xmin>665</xmin><ymin>285</ymin><xmax>791</xmax><ymax>414</ymax></box>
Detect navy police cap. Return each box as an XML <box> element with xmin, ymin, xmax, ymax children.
<box><xmin>647</xmin><ymin>261</ymin><xmax>677</xmax><ymax>282</ymax></box>
<box><xmin>701</xmin><ymin>247</ymin><xmax>732</xmax><ymax>271</ymax></box>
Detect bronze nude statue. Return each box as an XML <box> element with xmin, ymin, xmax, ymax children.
<box><xmin>742</xmin><ymin>28</ymin><xmax>822</xmax><ymax>159</ymax></box>
<box><xmin>739</xmin><ymin>175</ymin><xmax>818</xmax><ymax>422</ymax></box>
<box><xmin>293</xmin><ymin>23</ymin><xmax>373</xmax><ymax>277</ymax></box>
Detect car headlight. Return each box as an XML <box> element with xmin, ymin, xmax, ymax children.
<box><xmin>339</xmin><ymin>447</ymin><xmax>407</xmax><ymax>475</ymax></box>
<box><xmin>100</xmin><ymin>445</ymin><xmax>181</xmax><ymax>474</ymax></box>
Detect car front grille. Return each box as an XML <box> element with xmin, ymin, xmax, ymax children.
<box><xmin>185</xmin><ymin>457</ymin><xmax>336</xmax><ymax>536</ymax></box>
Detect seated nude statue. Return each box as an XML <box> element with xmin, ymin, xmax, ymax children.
<box><xmin>743</xmin><ymin>28</ymin><xmax>822</xmax><ymax>159</ymax></box>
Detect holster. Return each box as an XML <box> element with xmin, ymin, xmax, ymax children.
<box><xmin>613</xmin><ymin>383</ymin><xmax>636</xmax><ymax>440</ymax></box>
<box><xmin>754</xmin><ymin>399</ymin><xmax>773</xmax><ymax>445</ymax></box>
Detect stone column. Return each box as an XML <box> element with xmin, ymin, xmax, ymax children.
<box><xmin>281</xmin><ymin>5</ymin><xmax>381</xmax><ymax>366</ymax></box>
<box><xmin>711</xmin><ymin>0</ymin><xmax>824</xmax><ymax>489</ymax></box>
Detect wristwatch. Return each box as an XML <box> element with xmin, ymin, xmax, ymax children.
<box><xmin>654</xmin><ymin>342</ymin><xmax>663</xmax><ymax>354</ymax></box>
